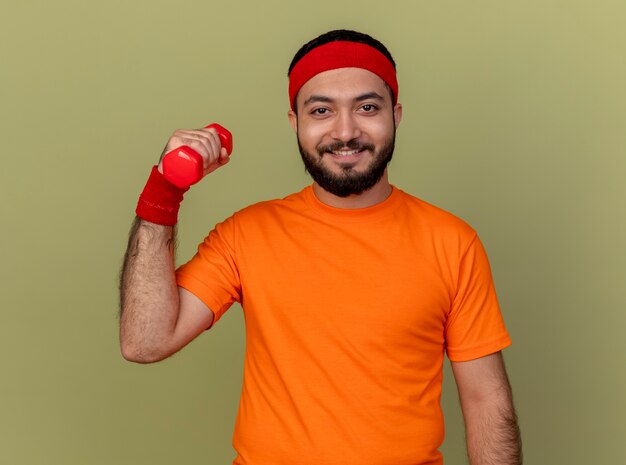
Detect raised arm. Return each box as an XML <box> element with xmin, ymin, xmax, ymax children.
<box><xmin>118</xmin><ymin>126</ymin><xmax>231</xmax><ymax>363</ymax></box>
<box><xmin>451</xmin><ymin>351</ymin><xmax>523</xmax><ymax>465</ymax></box>
<box><xmin>119</xmin><ymin>218</ymin><xmax>214</xmax><ymax>363</ymax></box>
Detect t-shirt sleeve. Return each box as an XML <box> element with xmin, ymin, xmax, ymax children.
<box><xmin>444</xmin><ymin>234</ymin><xmax>511</xmax><ymax>361</ymax></box>
<box><xmin>175</xmin><ymin>215</ymin><xmax>242</xmax><ymax>329</ymax></box>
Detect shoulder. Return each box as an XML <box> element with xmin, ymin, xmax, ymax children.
<box><xmin>394</xmin><ymin>187</ymin><xmax>477</xmax><ymax>240</ymax></box>
<box><xmin>236</xmin><ymin>187</ymin><xmax>308</xmax><ymax>214</ymax></box>
<box><xmin>199</xmin><ymin>188</ymin><xmax>309</xmax><ymax>248</ymax></box>
<box><xmin>224</xmin><ymin>187</ymin><xmax>310</xmax><ymax>227</ymax></box>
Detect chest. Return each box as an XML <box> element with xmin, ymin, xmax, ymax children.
<box><xmin>237</xmin><ymin>219</ymin><xmax>453</xmax><ymax>347</ymax></box>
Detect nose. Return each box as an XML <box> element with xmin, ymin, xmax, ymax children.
<box><xmin>331</xmin><ymin>111</ymin><xmax>361</xmax><ymax>143</ymax></box>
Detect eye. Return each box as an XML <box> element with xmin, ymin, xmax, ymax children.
<box><xmin>360</xmin><ymin>104</ymin><xmax>378</xmax><ymax>112</ymax></box>
<box><xmin>312</xmin><ymin>107</ymin><xmax>329</xmax><ymax>116</ymax></box>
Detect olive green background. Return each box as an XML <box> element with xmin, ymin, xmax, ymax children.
<box><xmin>2</xmin><ymin>1</ymin><xmax>624</xmax><ymax>464</ymax></box>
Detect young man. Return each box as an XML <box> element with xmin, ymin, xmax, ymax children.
<box><xmin>120</xmin><ymin>30</ymin><xmax>522</xmax><ymax>465</ymax></box>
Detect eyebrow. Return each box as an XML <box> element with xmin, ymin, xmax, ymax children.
<box><xmin>303</xmin><ymin>95</ymin><xmax>333</xmax><ymax>106</ymax></box>
<box><xmin>302</xmin><ymin>92</ymin><xmax>385</xmax><ymax>107</ymax></box>
<box><xmin>354</xmin><ymin>92</ymin><xmax>384</xmax><ymax>102</ymax></box>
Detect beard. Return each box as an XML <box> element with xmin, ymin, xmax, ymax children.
<box><xmin>297</xmin><ymin>131</ymin><xmax>396</xmax><ymax>198</ymax></box>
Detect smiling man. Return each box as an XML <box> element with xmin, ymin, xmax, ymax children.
<box><xmin>290</xmin><ymin>66</ymin><xmax>399</xmax><ymax>205</ymax></box>
<box><xmin>120</xmin><ymin>30</ymin><xmax>522</xmax><ymax>465</ymax></box>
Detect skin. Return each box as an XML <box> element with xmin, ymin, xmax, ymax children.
<box><xmin>288</xmin><ymin>67</ymin><xmax>402</xmax><ymax>208</ymax></box>
<box><xmin>452</xmin><ymin>352</ymin><xmax>523</xmax><ymax>464</ymax></box>
<box><xmin>119</xmin><ymin>127</ymin><xmax>222</xmax><ymax>362</ymax></box>
<box><xmin>119</xmin><ymin>217</ymin><xmax>213</xmax><ymax>362</ymax></box>
<box><xmin>119</xmin><ymin>66</ymin><xmax>521</xmax><ymax>464</ymax></box>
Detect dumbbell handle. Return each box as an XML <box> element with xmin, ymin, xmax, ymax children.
<box><xmin>162</xmin><ymin>123</ymin><xmax>233</xmax><ymax>188</ymax></box>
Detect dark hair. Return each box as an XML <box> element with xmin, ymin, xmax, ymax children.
<box><xmin>288</xmin><ymin>29</ymin><xmax>396</xmax><ymax>76</ymax></box>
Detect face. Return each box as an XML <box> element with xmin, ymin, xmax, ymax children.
<box><xmin>288</xmin><ymin>67</ymin><xmax>402</xmax><ymax>197</ymax></box>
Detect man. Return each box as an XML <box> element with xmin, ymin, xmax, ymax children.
<box><xmin>120</xmin><ymin>29</ymin><xmax>522</xmax><ymax>465</ymax></box>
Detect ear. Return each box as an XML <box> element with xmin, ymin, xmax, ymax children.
<box><xmin>393</xmin><ymin>103</ymin><xmax>403</xmax><ymax>128</ymax></box>
<box><xmin>288</xmin><ymin>109</ymin><xmax>298</xmax><ymax>133</ymax></box>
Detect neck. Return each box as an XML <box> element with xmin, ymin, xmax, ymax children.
<box><xmin>312</xmin><ymin>171</ymin><xmax>392</xmax><ymax>209</ymax></box>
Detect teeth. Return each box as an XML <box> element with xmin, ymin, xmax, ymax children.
<box><xmin>332</xmin><ymin>149</ymin><xmax>359</xmax><ymax>156</ymax></box>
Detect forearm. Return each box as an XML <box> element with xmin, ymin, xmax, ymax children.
<box><xmin>119</xmin><ymin>216</ymin><xmax>180</xmax><ymax>362</ymax></box>
<box><xmin>463</xmin><ymin>393</ymin><xmax>522</xmax><ymax>465</ymax></box>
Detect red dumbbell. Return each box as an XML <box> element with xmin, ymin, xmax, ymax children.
<box><xmin>162</xmin><ymin>123</ymin><xmax>233</xmax><ymax>188</ymax></box>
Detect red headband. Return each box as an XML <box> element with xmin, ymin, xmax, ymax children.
<box><xmin>288</xmin><ymin>41</ymin><xmax>398</xmax><ymax>110</ymax></box>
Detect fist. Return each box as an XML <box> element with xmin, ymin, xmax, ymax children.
<box><xmin>157</xmin><ymin>125</ymin><xmax>231</xmax><ymax>184</ymax></box>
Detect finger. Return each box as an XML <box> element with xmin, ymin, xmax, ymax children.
<box><xmin>171</xmin><ymin>131</ymin><xmax>221</xmax><ymax>169</ymax></box>
<box><xmin>197</xmin><ymin>127</ymin><xmax>223</xmax><ymax>160</ymax></box>
<box><xmin>203</xmin><ymin>148</ymin><xmax>231</xmax><ymax>175</ymax></box>
<box><xmin>196</xmin><ymin>128</ymin><xmax>222</xmax><ymax>169</ymax></box>
<box><xmin>175</xmin><ymin>131</ymin><xmax>213</xmax><ymax>156</ymax></box>
<box><xmin>178</xmin><ymin>137</ymin><xmax>209</xmax><ymax>154</ymax></box>
<box><xmin>218</xmin><ymin>147</ymin><xmax>230</xmax><ymax>163</ymax></box>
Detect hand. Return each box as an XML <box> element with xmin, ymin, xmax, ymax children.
<box><xmin>157</xmin><ymin>126</ymin><xmax>230</xmax><ymax>179</ymax></box>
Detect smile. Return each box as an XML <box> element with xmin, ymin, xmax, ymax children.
<box><xmin>331</xmin><ymin>149</ymin><xmax>362</xmax><ymax>156</ymax></box>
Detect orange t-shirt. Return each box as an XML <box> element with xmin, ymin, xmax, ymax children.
<box><xmin>175</xmin><ymin>185</ymin><xmax>511</xmax><ymax>465</ymax></box>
